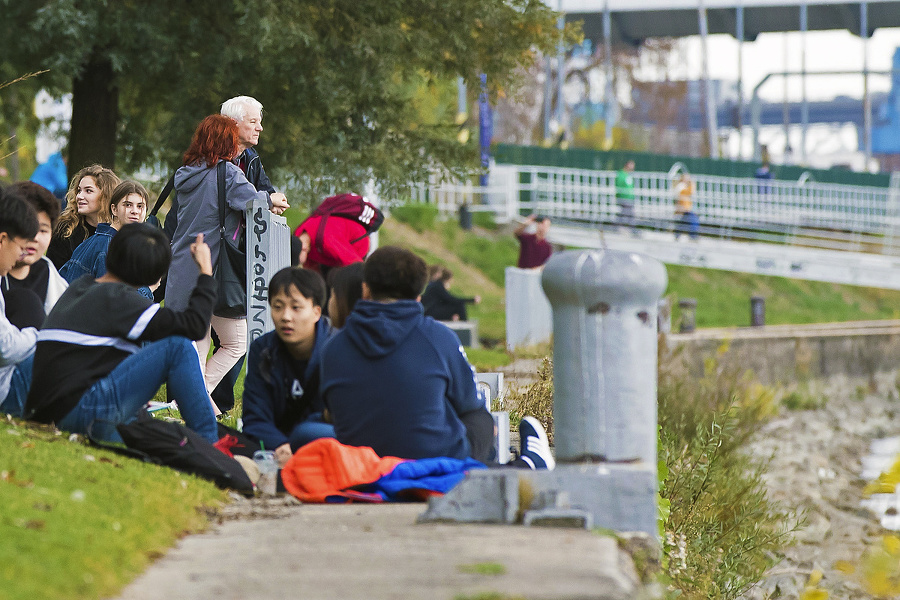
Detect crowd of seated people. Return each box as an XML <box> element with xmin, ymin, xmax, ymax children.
<box><xmin>1</xmin><ymin>100</ymin><xmax>553</xmax><ymax>486</ymax></box>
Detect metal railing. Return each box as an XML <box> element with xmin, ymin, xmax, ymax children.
<box><xmin>412</xmin><ymin>164</ymin><xmax>900</xmax><ymax>255</ymax></box>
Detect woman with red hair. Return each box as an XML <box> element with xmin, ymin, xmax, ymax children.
<box><xmin>165</xmin><ymin>114</ymin><xmax>288</xmax><ymax>414</ymax></box>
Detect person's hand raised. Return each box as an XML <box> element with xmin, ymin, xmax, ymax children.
<box><xmin>190</xmin><ymin>233</ymin><xmax>213</xmax><ymax>276</ymax></box>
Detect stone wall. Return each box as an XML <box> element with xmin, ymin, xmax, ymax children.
<box><xmin>666</xmin><ymin>320</ymin><xmax>900</xmax><ymax>386</ymax></box>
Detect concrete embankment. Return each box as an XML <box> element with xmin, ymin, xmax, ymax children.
<box><xmin>668</xmin><ymin>320</ymin><xmax>900</xmax><ymax>386</ymax></box>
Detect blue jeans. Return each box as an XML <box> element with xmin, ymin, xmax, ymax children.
<box><xmin>58</xmin><ymin>336</ymin><xmax>218</xmax><ymax>444</ymax></box>
<box><xmin>0</xmin><ymin>354</ymin><xmax>34</xmax><ymax>418</ymax></box>
<box><xmin>288</xmin><ymin>412</ymin><xmax>336</xmax><ymax>451</ymax></box>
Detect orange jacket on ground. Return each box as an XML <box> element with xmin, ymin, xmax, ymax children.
<box><xmin>281</xmin><ymin>437</ymin><xmax>407</xmax><ymax>503</ymax></box>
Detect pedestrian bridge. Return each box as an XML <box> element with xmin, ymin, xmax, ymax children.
<box><xmin>414</xmin><ymin>164</ymin><xmax>900</xmax><ymax>290</ymax></box>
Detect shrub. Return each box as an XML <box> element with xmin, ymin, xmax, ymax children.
<box><xmin>503</xmin><ymin>346</ymin><xmax>797</xmax><ymax>598</ymax></box>
<box><xmin>658</xmin><ymin>338</ymin><xmax>797</xmax><ymax>599</ymax></box>
<box><xmin>389</xmin><ymin>203</ymin><xmax>439</xmax><ymax>232</ymax></box>
<box><xmin>501</xmin><ymin>357</ymin><xmax>553</xmax><ymax>443</ymax></box>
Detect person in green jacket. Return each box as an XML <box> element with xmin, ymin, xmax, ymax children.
<box><xmin>615</xmin><ymin>159</ymin><xmax>636</xmax><ymax>232</ymax></box>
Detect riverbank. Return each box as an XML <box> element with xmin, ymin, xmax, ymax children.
<box><xmin>743</xmin><ymin>372</ymin><xmax>900</xmax><ymax>599</ymax></box>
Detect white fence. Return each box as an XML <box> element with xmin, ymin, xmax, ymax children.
<box><xmin>413</xmin><ymin>165</ymin><xmax>900</xmax><ymax>255</ymax></box>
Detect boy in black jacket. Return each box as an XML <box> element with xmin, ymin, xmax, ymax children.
<box><xmin>25</xmin><ymin>223</ymin><xmax>219</xmax><ymax>443</ymax></box>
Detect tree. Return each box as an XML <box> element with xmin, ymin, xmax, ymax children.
<box><xmin>0</xmin><ymin>0</ymin><xmax>572</xmax><ymax>196</ymax></box>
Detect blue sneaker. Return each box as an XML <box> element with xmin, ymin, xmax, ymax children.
<box><xmin>519</xmin><ymin>416</ymin><xmax>555</xmax><ymax>470</ymax></box>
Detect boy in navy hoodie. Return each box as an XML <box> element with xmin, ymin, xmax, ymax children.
<box><xmin>242</xmin><ymin>267</ymin><xmax>334</xmax><ymax>467</ymax></box>
<box><xmin>320</xmin><ymin>246</ymin><xmax>553</xmax><ymax>469</ymax></box>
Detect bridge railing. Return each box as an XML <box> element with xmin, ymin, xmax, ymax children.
<box><xmin>412</xmin><ymin>164</ymin><xmax>900</xmax><ymax>255</ymax></box>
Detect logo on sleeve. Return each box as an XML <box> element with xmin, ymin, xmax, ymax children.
<box><xmin>291</xmin><ymin>380</ymin><xmax>304</xmax><ymax>398</ymax></box>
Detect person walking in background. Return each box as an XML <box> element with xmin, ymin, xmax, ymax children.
<box><xmin>673</xmin><ymin>172</ymin><xmax>699</xmax><ymax>241</ymax></box>
<box><xmin>514</xmin><ymin>214</ymin><xmax>552</xmax><ymax>269</ymax></box>
<box><xmin>165</xmin><ymin>114</ymin><xmax>288</xmax><ymax>414</ymax></box>
<box><xmin>615</xmin><ymin>159</ymin><xmax>636</xmax><ymax>233</ymax></box>
<box><xmin>47</xmin><ymin>165</ymin><xmax>120</xmax><ymax>269</ymax></box>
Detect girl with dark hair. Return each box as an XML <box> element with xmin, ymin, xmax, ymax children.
<box><xmin>47</xmin><ymin>165</ymin><xmax>120</xmax><ymax>268</ymax></box>
<box><xmin>326</xmin><ymin>262</ymin><xmax>365</xmax><ymax>329</ymax></box>
<box><xmin>165</xmin><ymin>115</ymin><xmax>289</xmax><ymax>414</ymax></box>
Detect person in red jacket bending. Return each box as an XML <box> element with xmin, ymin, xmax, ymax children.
<box><xmin>293</xmin><ymin>194</ymin><xmax>381</xmax><ymax>279</ymax></box>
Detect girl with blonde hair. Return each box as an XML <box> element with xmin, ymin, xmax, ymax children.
<box><xmin>47</xmin><ymin>164</ymin><xmax>120</xmax><ymax>268</ymax></box>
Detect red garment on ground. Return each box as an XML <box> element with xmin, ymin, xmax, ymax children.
<box><xmin>293</xmin><ymin>216</ymin><xmax>369</xmax><ymax>272</ymax></box>
<box><xmin>281</xmin><ymin>437</ymin><xmax>407</xmax><ymax>503</ymax></box>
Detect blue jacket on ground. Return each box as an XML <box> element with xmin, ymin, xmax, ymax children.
<box><xmin>320</xmin><ymin>299</ymin><xmax>486</xmax><ymax>461</ymax></box>
<box><xmin>59</xmin><ymin>224</ymin><xmax>152</xmax><ymax>299</ymax></box>
<box><xmin>242</xmin><ymin>318</ymin><xmax>332</xmax><ymax>451</ymax></box>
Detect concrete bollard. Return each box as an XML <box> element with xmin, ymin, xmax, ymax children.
<box><xmin>751</xmin><ymin>295</ymin><xmax>765</xmax><ymax>327</ymax></box>
<box><xmin>245</xmin><ymin>198</ymin><xmax>292</xmax><ymax>347</ymax></box>
<box><xmin>678</xmin><ymin>298</ymin><xmax>697</xmax><ymax>333</ymax></box>
<box><xmin>541</xmin><ymin>250</ymin><xmax>668</xmax><ymax>465</ymax></box>
<box><xmin>419</xmin><ymin>249</ymin><xmax>666</xmax><ymax>537</ymax></box>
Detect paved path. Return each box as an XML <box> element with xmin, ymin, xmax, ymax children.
<box><xmin>116</xmin><ymin>501</ymin><xmax>639</xmax><ymax>600</ymax></box>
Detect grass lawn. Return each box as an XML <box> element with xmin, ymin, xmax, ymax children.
<box><xmin>0</xmin><ymin>417</ymin><xmax>226</xmax><ymax>600</ymax></box>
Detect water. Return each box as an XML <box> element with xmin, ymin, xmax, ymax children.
<box><xmin>860</xmin><ymin>436</ymin><xmax>900</xmax><ymax>530</ymax></box>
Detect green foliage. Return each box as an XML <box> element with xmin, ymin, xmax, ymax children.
<box><xmin>465</xmin><ymin>347</ymin><xmax>512</xmax><ymax>371</ymax></box>
<box><xmin>390</xmin><ymin>203</ymin><xmax>440</xmax><ymax>232</ymax></box>
<box><xmin>666</xmin><ymin>264</ymin><xmax>900</xmax><ymax>328</ymax></box>
<box><xmin>658</xmin><ymin>342</ymin><xmax>797</xmax><ymax>600</ymax></box>
<box><xmin>435</xmin><ymin>220</ymin><xmax>519</xmax><ymax>288</ymax></box>
<box><xmin>781</xmin><ymin>388</ymin><xmax>826</xmax><ymax>411</ymax></box>
<box><xmin>0</xmin><ymin>418</ymin><xmax>225</xmax><ymax>600</ymax></box>
<box><xmin>457</xmin><ymin>562</ymin><xmax>507</xmax><ymax>576</ymax></box>
<box><xmin>472</xmin><ymin>211</ymin><xmax>498</xmax><ymax>230</ymax></box>
<box><xmin>1</xmin><ymin>0</ymin><xmax>576</xmax><ymax>192</ymax></box>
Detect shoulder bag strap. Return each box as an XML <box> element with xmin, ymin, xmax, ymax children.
<box><xmin>150</xmin><ymin>173</ymin><xmax>176</xmax><ymax>217</ymax></box>
<box><xmin>217</xmin><ymin>160</ymin><xmax>227</xmax><ymax>235</ymax></box>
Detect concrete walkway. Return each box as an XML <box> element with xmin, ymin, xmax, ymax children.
<box><xmin>116</xmin><ymin>500</ymin><xmax>639</xmax><ymax>600</ymax></box>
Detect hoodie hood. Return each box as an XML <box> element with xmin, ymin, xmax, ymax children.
<box><xmin>174</xmin><ymin>163</ymin><xmax>216</xmax><ymax>194</ymax></box>
<box><xmin>342</xmin><ymin>300</ymin><xmax>424</xmax><ymax>359</ymax></box>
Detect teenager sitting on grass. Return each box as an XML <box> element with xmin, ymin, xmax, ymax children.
<box><xmin>326</xmin><ymin>262</ymin><xmax>364</xmax><ymax>330</ymax></box>
<box><xmin>25</xmin><ymin>223</ymin><xmax>219</xmax><ymax>443</ymax></box>
<box><xmin>420</xmin><ymin>266</ymin><xmax>480</xmax><ymax>322</ymax></box>
<box><xmin>59</xmin><ymin>181</ymin><xmax>154</xmax><ymax>299</ymax></box>
<box><xmin>320</xmin><ymin>245</ymin><xmax>554</xmax><ymax>469</ymax></box>
<box><xmin>242</xmin><ymin>267</ymin><xmax>335</xmax><ymax>467</ymax></box>
<box><xmin>0</xmin><ymin>187</ymin><xmax>42</xmax><ymax>418</ymax></box>
<box><xmin>2</xmin><ymin>182</ymin><xmax>68</xmax><ymax>322</ymax></box>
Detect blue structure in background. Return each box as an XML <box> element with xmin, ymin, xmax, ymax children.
<box><xmin>872</xmin><ymin>48</ymin><xmax>900</xmax><ymax>154</ymax></box>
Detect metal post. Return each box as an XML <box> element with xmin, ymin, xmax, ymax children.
<box><xmin>543</xmin><ymin>57</ymin><xmax>553</xmax><ymax>144</ymax></box>
<box><xmin>698</xmin><ymin>0</ymin><xmax>718</xmax><ymax>158</ymax></box>
<box><xmin>736</xmin><ymin>2</ymin><xmax>745</xmax><ymax>159</ymax></box>
<box><xmin>862</xmin><ymin>1</ymin><xmax>872</xmax><ymax>169</ymax></box>
<box><xmin>556</xmin><ymin>0</ymin><xmax>565</xmax><ymax>144</ymax></box>
<box><xmin>541</xmin><ymin>250</ymin><xmax>667</xmax><ymax>465</ymax></box>
<box><xmin>603</xmin><ymin>1</ymin><xmax>615</xmax><ymax>147</ymax></box>
<box><xmin>750</xmin><ymin>295</ymin><xmax>766</xmax><ymax>327</ymax></box>
<box><xmin>800</xmin><ymin>2</ymin><xmax>808</xmax><ymax>165</ymax></box>
<box><xmin>246</xmin><ymin>199</ymin><xmax>292</xmax><ymax>347</ymax></box>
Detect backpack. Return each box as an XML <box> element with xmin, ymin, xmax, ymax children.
<box><xmin>298</xmin><ymin>193</ymin><xmax>385</xmax><ymax>255</ymax></box>
<box><xmin>87</xmin><ymin>412</ymin><xmax>255</xmax><ymax>495</ymax></box>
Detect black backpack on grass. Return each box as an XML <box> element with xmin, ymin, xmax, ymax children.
<box><xmin>88</xmin><ymin>412</ymin><xmax>254</xmax><ymax>495</ymax></box>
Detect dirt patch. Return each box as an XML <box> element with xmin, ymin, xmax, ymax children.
<box><xmin>743</xmin><ymin>374</ymin><xmax>900</xmax><ymax>599</ymax></box>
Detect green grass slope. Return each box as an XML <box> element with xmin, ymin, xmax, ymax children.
<box><xmin>0</xmin><ymin>419</ymin><xmax>226</xmax><ymax>600</ymax></box>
